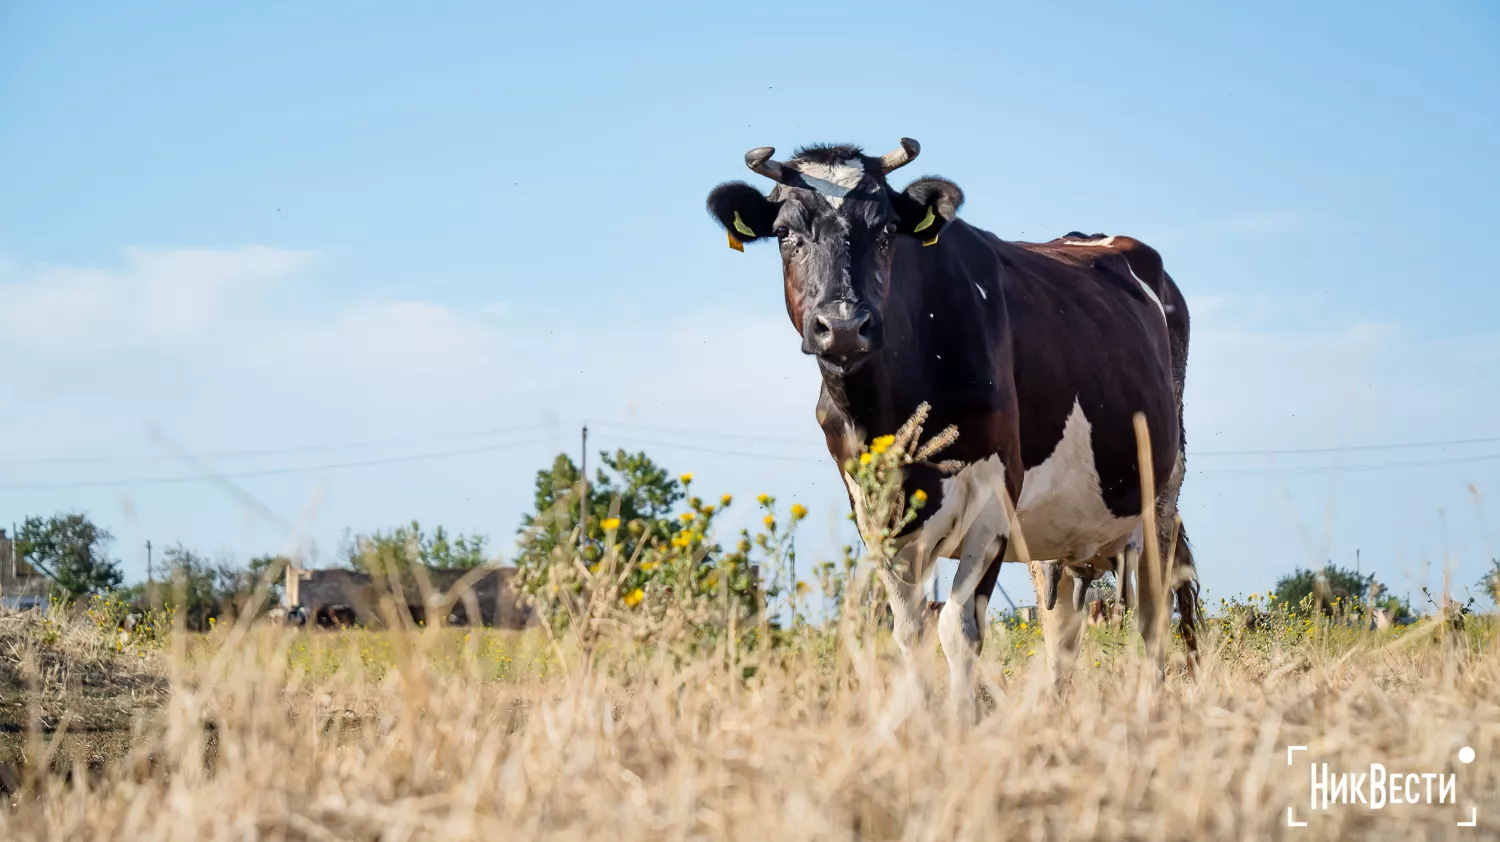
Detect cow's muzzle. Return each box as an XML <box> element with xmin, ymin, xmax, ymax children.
<box><xmin>805</xmin><ymin>303</ymin><xmax>876</xmax><ymax>369</ymax></box>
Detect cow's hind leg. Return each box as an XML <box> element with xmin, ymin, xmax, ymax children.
<box><xmin>938</xmin><ymin>526</ymin><xmax>1004</xmax><ymax>725</ymax></box>
<box><xmin>1030</xmin><ymin>559</ymin><xmax>1086</xmax><ymax>689</ymax></box>
<box><xmin>971</xmin><ymin>554</ymin><xmax>1003</xmax><ymax>657</ymax></box>
<box><xmin>1169</xmin><ymin>522</ymin><xmax>1202</xmax><ymax>674</ymax></box>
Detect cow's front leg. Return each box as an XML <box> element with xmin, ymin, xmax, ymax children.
<box><xmin>938</xmin><ymin>525</ymin><xmax>1005</xmax><ymax>726</ymax></box>
<box><xmin>875</xmin><ymin>542</ymin><xmax>930</xmax><ymax>665</ymax></box>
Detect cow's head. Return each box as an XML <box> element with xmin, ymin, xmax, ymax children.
<box><xmin>706</xmin><ymin>139</ymin><xmax>963</xmax><ymax>375</ymax></box>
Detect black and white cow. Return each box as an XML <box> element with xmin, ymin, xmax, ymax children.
<box><xmin>706</xmin><ymin>139</ymin><xmax>1199</xmax><ymax>715</ymax></box>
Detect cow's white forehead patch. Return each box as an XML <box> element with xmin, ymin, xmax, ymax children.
<box><xmin>791</xmin><ymin>158</ymin><xmax>866</xmax><ymax>209</ymax></box>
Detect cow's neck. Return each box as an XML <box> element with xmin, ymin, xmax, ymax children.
<box><xmin>816</xmin><ymin>221</ymin><xmax>1001</xmax><ymax>461</ymax></box>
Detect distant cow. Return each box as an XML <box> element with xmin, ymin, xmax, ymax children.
<box><xmin>315</xmin><ymin>604</ymin><xmax>357</xmax><ymax>629</ymax></box>
<box><xmin>707</xmin><ymin>137</ymin><xmax>1198</xmax><ymax>716</ymax></box>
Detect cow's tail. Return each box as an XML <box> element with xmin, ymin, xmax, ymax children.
<box><xmin>1160</xmin><ymin>269</ymin><xmax>1202</xmax><ymax>663</ymax></box>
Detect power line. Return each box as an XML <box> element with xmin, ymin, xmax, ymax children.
<box><xmin>0</xmin><ymin>438</ymin><xmax>552</xmax><ymax>490</ymax></box>
<box><xmin>600</xmin><ymin>432</ymin><xmax>827</xmax><ymax>464</ymax></box>
<box><xmin>1192</xmin><ymin>451</ymin><xmax>1500</xmax><ymax>476</ymax></box>
<box><xmin>4</xmin><ymin>419</ymin><xmax>1499</xmax><ymax>490</ymax></box>
<box><xmin>1193</xmin><ymin>434</ymin><xmax>1500</xmax><ymax>457</ymax></box>
<box><xmin>5</xmin><ymin>415</ymin><xmax>1498</xmax><ymax>467</ymax></box>
<box><xmin>589</xmin><ymin>419</ymin><xmax>825</xmax><ymax>448</ymax></box>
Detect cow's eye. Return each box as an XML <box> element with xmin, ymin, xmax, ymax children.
<box><xmin>883</xmin><ymin>221</ymin><xmax>899</xmax><ymax>237</ymax></box>
<box><xmin>774</xmin><ymin>225</ymin><xmax>790</xmax><ymax>239</ymax></box>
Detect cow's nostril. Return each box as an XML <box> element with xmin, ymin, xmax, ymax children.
<box><xmin>857</xmin><ymin>317</ymin><xmax>873</xmax><ymax>338</ymax></box>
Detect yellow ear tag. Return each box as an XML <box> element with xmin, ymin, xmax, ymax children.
<box><xmin>732</xmin><ymin>211</ymin><xmax>756</xmax><ymax>238</ymax></box>
<box><xmin>727</xmin><ymin>232</ymin><xmax>745</xmax><ymax>252</ymax></box>
<box><xmin>922</xmin><ymin>230</ymin><xmax>941</xmax><ymax>247</ymax></box>
<box><xmin>912</xmin><ymin>206</ymin><xmax>936</xmax><ymax>234</ymax></box>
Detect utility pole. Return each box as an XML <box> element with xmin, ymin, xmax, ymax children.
<box><xmin>146</xmin><ymin>540</ymin><xmax>156</xmax><ymax>611</ymax></box>
<box><xmin>578</xmin><ymin>425</ymin><xmax>589</xmax><ymax>547</ymax></box>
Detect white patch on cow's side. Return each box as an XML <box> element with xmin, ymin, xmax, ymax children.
<box><xmin>1123</xmin><ymin>258</ymin><xmax>1167</xmax><ymax>321</ymax></box>
<box><xmin>1009</xmin><ymin>400</ymin><xmax>1139</xmax><ymax>562</ymax></box>
<box><xmin>1064</xmin><ymin>235</ymin><xmax>1116</xmax><ymax>247</ymax></box>
<box><xmin>792</xmin><ymin>159</ymin><xmax>866</xmax><ymax>210</ymax></box>
<box><xmin>975</xmin><ymin>283</ymin><xmax>988</xmax><ymax>300</ymax></box>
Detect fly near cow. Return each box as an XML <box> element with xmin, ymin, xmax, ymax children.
<box><xmin>706</xmin><ymin>138</ymin><xmax>1200</xmax><ymax>718</ymax></box>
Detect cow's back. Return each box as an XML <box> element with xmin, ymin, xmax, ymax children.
<box><xmin>990</xmin><ymin>232</ymin><xmax>1183</xmax><ymax>531</ymax></box>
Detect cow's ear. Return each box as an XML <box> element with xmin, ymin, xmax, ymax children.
<box><xmin>707</xmin><ymin>182</ymin><xmax>777</xmax><ymax>251</ymax></box>
<box><xmin>895</xmin><ymin>177</ymin><xmax>964</xmax><ymax>247</ymax></box>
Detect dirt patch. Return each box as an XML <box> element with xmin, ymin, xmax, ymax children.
<box><xmin>0</xmin><ymin>609</ymin><xmax>167</xmax><ymax>777</ymax></box>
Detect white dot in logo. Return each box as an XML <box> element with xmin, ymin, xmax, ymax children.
<box><xmin>1459</xmin><ymin>746</ymin><xmax>1476</xmax><ymax>764</ymax></box>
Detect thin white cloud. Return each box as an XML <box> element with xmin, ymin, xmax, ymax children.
<box><xmin>0</xmin><ymin>245</ymin><xmax>318</xmax><ymax>355</ymax></box>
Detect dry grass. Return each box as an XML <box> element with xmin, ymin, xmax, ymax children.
<box><xmin>0</xmin><ymin>601</ymin><xmax>1496</xmax><ymax>842</ymax></box>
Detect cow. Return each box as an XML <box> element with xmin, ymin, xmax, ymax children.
<box><xmin>315</xmin><ymin>604</ymin><xmax>357</xmax><ymax>630</ymax></box>
<box><xmin>706</xmin><ymin>138</ymin><xmax>1200</xmax><ymax>718</ymax></box>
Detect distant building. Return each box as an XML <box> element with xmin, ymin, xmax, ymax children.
<box><xmin>285</xmin><ymin>563</ymin><xmax>535</xmax><ymax>629</ymax></box>
<box><xmin>0</xmin><ymin>528</ymin><xmax>51</xmax><ymax>611</ymax></box>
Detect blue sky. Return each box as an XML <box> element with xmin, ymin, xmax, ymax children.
<box><xmin>2</xmin><ymin>1</ymin><xmax>1497</xmax><ymax>609</ymax></box>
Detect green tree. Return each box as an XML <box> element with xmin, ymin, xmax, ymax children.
<box><xmin>15</xmin><ymin>512</ymin><xmax>124</xmax><ymax>598</ymax></box>
<box><xmin>247</xmin><ymin>554</ymin><xmax>289</xmax><ymax>605</ymax></box>
<box><xmin>1273</xmin><ymin>563</ymin><xmax>1371</xmax><ymax>614</ymax></box>
<box><xmin>513</xmin><ymin>450</ymin><xmax>774</xmax><ymax>650</ymax></box>
<box><xmin>516</xmin><ymin>449</ymin><xmax>685</xmax><ymax>571</ymax></box>
<box><xmin>1480</xmin><ymin>559</ymin><xmax>1500</xmax><ymax>606</ymax></box>
<box><xmin>159</xmin><ymin>544</ymin><xmax>222</xmax><ymax>631</ymax></box>
<box><xmin>342</xmin><ymin>521</ymin><xmax>488</xmax><ymax>575</ymax></box>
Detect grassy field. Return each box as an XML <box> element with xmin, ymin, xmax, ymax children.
<box><xmin>1</xmin><ymin>596</ymin><xmax>1496</xmax><ymax>841</ymax></box>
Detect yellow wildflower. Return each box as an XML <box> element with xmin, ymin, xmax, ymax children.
<box><xmin>912</xmin><ymin>489</ymin><xmax>928</xmax><ymax>505</ymax></box>
<box><xmin>601</xmin><ymin>517</ymin><xmax>621</xmax><ymax>531</ymax></box>
<box><xmin>763</xmin><ymin>515</ymin><xmax>776</xmax><ymax>530</ymax></box>
<box><xmin>796</xmin><ymin>581</ymin><xmax>810</xmax><ymax>595</ymax></box>
<box><xmin>1026</xmin><ymin>649</ymin><xmax>1036</xmax><ymax>657</ymax></box>
<box><xmin>790</xmin><ymin>503</ymin><xmax>807</xmax><ymax>520</ymax></box>
<box><xmin>1019</xmin><ymin>622</ymin><xmax>1027</xmax><ymax>630</ymax></box>
<box><xmin>757</xmin><ymin>493</ymin><xmax>770</xmax><ymax>505</ymax></box>
<box><xmin>702</xmin><ymin>504</ymin><xmax>716</xmax><ymax>516</ymax></box>
<box><xmin>639</xmin><ymin>561</ymin><xmax>658</xmax><ymax>573</ymax></box>
<box><xmin>671</xmin><ymin>533</ymin><xmax>692</xmax><ymax>548</ymax></box>
<box><xmin>721</xmin><ymin>494</ymin><xmax>733</xmax><ymax>506</ymax></box>
<box><xmin>623</xmin><ymin>589</ymin><xmax>645</xmax><ymax>607</ymax></box>
<box><xmin>679</xmin><ymin>511</ymin><xmax>696</xmax><ymax>523</ymax></box>
<box><xmin>870</xmin><ymin>434</ymin><xmax>896</xmax><ymax>455</ymax></box>
<box><xmin>679</xmin><ymin>472</ymin><xmax>693</xmax><ymax>484</ymax></box>
<box><xmin>859</xmin><ymin>452</ymin><xmax>873</xmax><ymax>466</ymax></box>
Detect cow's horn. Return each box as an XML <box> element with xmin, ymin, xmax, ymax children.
<box><xmin>1042</xmin><ymin>561</ymin><xmax>1062</xmax><ymax>611</ymax></box>
<box><xmin>880</xmin><ymin>137</ymin><xmax>921</xmax><ymax>173</ymax></box>
<box><xmin>745</xmin><ymin>146</ymin><xmax>790</xmax><ymax>184</ymax></box>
